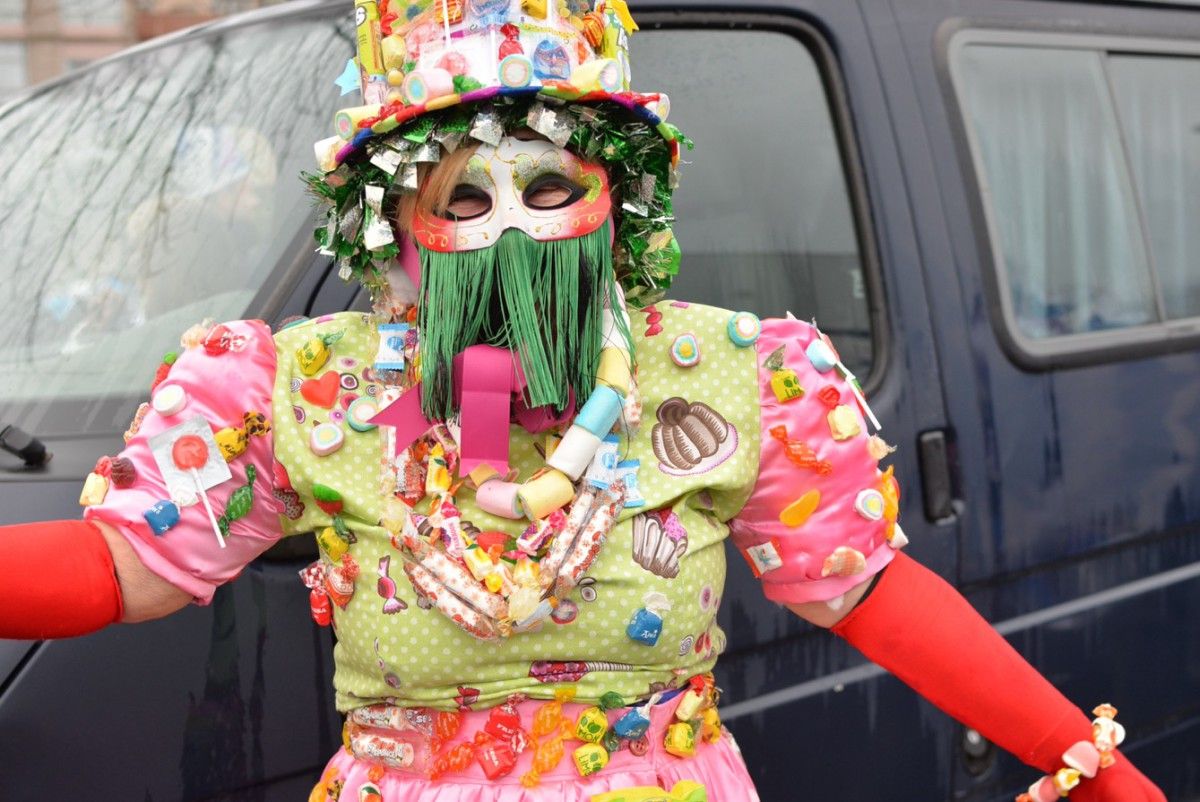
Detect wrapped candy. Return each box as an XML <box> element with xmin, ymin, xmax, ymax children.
<box><xmin>475</xmin><ymin>740</ymin><xmax>518</xmax><ymax>780</ymax></box>
<box><xmin>520</xmin><ymin>728</ymin><xmax>568</xmax><ymax>788</ymax></box>
<box><xmin>769</xmin><ymin>426</ymin><xmax>832</xmax><ymax>476</ymax></box>
<box><xmin>426</xmin><ymin>444</ymin><xmax>451</xmax><ymax>496</ymax></box>
<box><xmin>828</xmin><ymin>405</ymin><xmax>862</xmax><ymax>441</ymax></box>
<box><xmin>626</xmin><ymin>591</ymin><xmax>671</xmax><ymax>646</ymax></box>
<box><xmin>575</xmin><ymin>691</ymin><xmax>624</xmax><ymax>744</ymax></box>
<box><xmin>612</xmin><ymin>695</ymin><xmax>655</xmax><ymax>740</ymax></box>
<box><xmin>430</xmin><ymin>742</ymin><xmax>473</xmax><ymax>780</ymax></box>
<box><xmin>296</xmin><ymin>330</ymin><xmax>344</xmax><ymax>376</ymax></box>
<box><xmin>533</xmin><ymin>688</ymin><xmax>576</xmax><ymax>737</ymax></box>
<box><xmin>573</xmin><ymin>742</ymin><xmax>609</xmax><ymax>777</ymax></box>
<box><xmin>664</xmin><ymin>722</ymin><xmax>696</xmax><ymax>758</ymax></box>
<box><xmin>700</xmin><ymin>707</ymin><xmax>722</xmax><ymax>744</ymax></box>
<box><xmin>674</xmin><ymin>688</ymin><xmax>705</xmax><ymax>722</ymax></box>
<box><xmin>483</xmin><ymin>695</ymin><xmax>525</xmax><ymax>743</ymax></box>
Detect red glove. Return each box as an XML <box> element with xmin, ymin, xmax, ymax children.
<box><xmin>832</xmin><ymin>552</ymin><xmax>1164</xmax><ymax>801</ymax></box>
<box><xmin>0</xmin><ymin>520</ymin><xmax>124</xmax><ymax>639</ymax></box>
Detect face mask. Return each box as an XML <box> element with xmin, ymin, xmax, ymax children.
<box><xmin>412</xmin><ymin>136</ymin><xmax>612</xmax><ymax>253</ymax></box>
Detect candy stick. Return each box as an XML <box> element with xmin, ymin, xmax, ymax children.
<box><xmin>539</xmin><ymin>487</ymin><xmax>597</xmax><ymax>588</ymax></box>
<box><xmin>172</xmin><ymin>434</ymin><xmax>226</xmax><ymax>548</ymax></box>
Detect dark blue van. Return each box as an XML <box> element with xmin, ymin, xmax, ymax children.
<box><xmin>2</xmin><ymin>1</ymin><xmax>1198</xmax><ymax>799</ymax></box>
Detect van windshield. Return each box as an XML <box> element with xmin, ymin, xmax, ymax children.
<box><xmin>0</xmin><ymin>11</ymin><xmax>349</xmax><ymax>437</ymax></box>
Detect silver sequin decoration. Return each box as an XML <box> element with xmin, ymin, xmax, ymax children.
<box><xmin>370</xmin><ymin>147</ymin><xmax>404</xmax><ymax>175</ymax></box>
<box><xmin>338</xmin><ymin>202</ymin><xmax>363</xmax><ymax>241</ymax></box>
<box><xmin>526</xmin><ymin>102</ymin><xmax>577</xmax><ymax>148</ymax></box>
<box><xmin>412</xmin><ymin>141</ymin><xmax>442</xmax><ymax>164</ymax></box>
<box><xmin>469</xmin><ymin>109</ymin><xmax>504</xmax><ymax>147</ymax></box>
<box><xmin>434</xmin><ymin>129</ymin><xmax>466</xmax><ymax>153</ymax></box>
<box><xmin>362</xmin><ymin>184</ymin><xmax>395</xmax><ymax>251</ymax></box>
<box><xmin>400</xmin><ymin>163</ymin><xmax>419</xmax><ymax>191</ymax></box>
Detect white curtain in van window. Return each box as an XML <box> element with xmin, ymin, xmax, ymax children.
<box><xmin>957</xmin><ymin>45</ymin><xmax>1159</xmax><ymax>338</ymax></box>
<box><xmin>1109</xmin><ymin>56</ymin><xmax>1200</xmax><ymax>322</ymax></box>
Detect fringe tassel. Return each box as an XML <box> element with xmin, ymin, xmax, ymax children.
<box><xmin>417</xmin><ymin>222</ymin><xmax>632</xmax><ymax>423</ymax></box>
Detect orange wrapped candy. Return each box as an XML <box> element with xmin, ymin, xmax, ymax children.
<box><xmin>769</xmin><ymin>426</ymin><xmax>833</xmax><ymax>476</ymax></box>
<box><xmin>533</xmin><ymin>687</ymin><xmax>576</xmax><ymax>737</ymax></box>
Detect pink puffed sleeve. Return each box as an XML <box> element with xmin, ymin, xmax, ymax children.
<box><xmin>728</xmin><ymin>316</ymin><xmax>903</xmax><ymax>605</ymax></box>
<box><xmin>84</xmin><ymin>320</ymin><xmax>284</xmax><ymax>604</ymax></box>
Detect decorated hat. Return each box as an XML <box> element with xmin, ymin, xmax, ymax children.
<box><xmin>307</xmin><ymin>0</ymin><xmax>691</xmax><ymax>306</ymax></box>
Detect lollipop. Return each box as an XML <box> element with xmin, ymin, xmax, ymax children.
<box><xmin>172</xmin><ymin>434</ymin><xmax>226</xmax><ymax>548</ymax></box>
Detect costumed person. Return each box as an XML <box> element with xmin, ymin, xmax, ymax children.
<box><xmin>0</xmin><ymin>2</ymin><xmax>1168</xmax><ymax>801</ymax></box>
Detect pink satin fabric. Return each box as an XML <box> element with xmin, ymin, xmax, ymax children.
<box><xmin>316</xmin><ymin>700</ymin><xmax>760</xmax><ymax>801</ymax></box>
<box><xmin>85</xmin><ymin>319</ymin><xmax>283</xmax><ymax>604</ymax></box>
<box><xmin>729</xmin><ymin>316</ymin><xmax>896</xmax><ymax>604</ymax></box>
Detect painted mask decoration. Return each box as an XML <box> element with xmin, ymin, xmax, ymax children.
<box><xmin>413</xmin><ymin>136</ymin><xmax>612</xmax><ymax>253</ymax></box>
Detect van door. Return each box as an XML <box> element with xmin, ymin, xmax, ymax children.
<box><xmin>634</xmin><ymin>3</ymin><xmax>959</xmax><ymax>798</ymax></box>
<box><xmin>873</xmin><ymin>0</ymin><xmax>1200</xmax><ymax>797</ymax></box>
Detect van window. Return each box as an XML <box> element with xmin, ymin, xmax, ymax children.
<box><xmin>0</xmin><ymin>15</ymin><xmax>350</xmax><ymax>438</ymax></box>
<box><xmin>953</xmin><ymin>39</ymin><xmax>1200</xmax><ymax>347</ymax></box>
<box><xmin>954</xmin><ymin>45</ymin><xmax>1159</xmax><ymax>339</ymax></box>
<box><xmin>638</xmin><ymin>29</ymin><xmax>875</xmax><ymax>377</ymax></box>
<box><xmin>1108</xmin><ymin>56</ymin><xmax>1200</xmax><ymax>321</ymax></box>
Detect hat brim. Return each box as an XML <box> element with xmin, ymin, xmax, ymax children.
<box><xmin>334</xmin><ymin>84</ymin><xmax>679</xmax><ymax>168</ymax></box>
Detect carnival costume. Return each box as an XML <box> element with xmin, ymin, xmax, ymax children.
<box><xmin>0</xmin><ymin>2</ymin><xmax>1167</xmax><ymax>801</ymax></box>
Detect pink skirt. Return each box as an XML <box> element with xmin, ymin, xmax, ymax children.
<box><xmin>310</xmin><ymin>700</ymin><xmax>761</xmax><ymax>802</ymax></box>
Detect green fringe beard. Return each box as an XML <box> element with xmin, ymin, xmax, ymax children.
<box><xmin>417</xmin><ymin>223</ymin><xmax>632</xmax><ymax>423</ymax></box>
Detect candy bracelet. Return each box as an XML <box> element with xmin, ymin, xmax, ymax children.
<box><xmin>1015</xmin><ymin>704</ymin><xmax>1126</xmax><ymax>802</ymax></box>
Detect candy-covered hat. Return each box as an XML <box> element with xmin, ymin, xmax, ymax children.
<box><xmin>307</xmin><ymin>0</ymin><xmax>690</xmax><ymax>305</ymax></box>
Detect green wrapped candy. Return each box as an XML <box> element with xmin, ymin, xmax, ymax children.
<box><xmin>217</xmin><ymin>465</ymin><xmax>257</xmax><ymax>538</ymax></box>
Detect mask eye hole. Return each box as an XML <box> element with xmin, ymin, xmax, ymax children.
<box><xmin>523</xmin><ymin>174</ymin><xmax>586</xmax><ymax>210</ymax></box>
<box><xmin>442</xmin><ymin>184</ymin><xmax>493</xmax><ymax>221</ymax></box>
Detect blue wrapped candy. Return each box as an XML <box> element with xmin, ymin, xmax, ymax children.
<box><xmin>613</xmin><ymin>705</ymin><xmax>652</xmax><ymax>740</ymax></box>
<box><xmin>143</xmin><ymin>500</ymin><xmax>181</xmax><ymax>536</ymax></box>
<box><xmin>626</xmin><ymin>591</ymin><xmax>672</xmax><ymax>647</ymax></box>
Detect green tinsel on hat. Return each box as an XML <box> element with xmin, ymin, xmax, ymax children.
<box><xmin>303</xmin><ymin>96</ymin><xmax>692</xmax><ymax>308</ymax></box>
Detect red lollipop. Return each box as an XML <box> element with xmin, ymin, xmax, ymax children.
<box><xmin>171</xmin><ymin>433</ymin><xmax>226</xmax><ymax>549</ymax></box>
<box><xmin>171</xmin><ymin>434</ymin><xmax>208</xmax><ymax>469</ymax></box>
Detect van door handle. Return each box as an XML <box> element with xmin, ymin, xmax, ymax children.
<box><xmin>917</xmin><ymin>428</ymin><xmax>959</xmax><ymax>523</ymax></box>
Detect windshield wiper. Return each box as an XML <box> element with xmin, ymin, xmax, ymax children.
<box><xmin>0</xmin><ymin>424</ymin><xmax>51</xmax><ymax>467</ymax></box>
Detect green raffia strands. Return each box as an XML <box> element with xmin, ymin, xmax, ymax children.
<box><xmin>417</xmin><ymin>225</ymin><xmax>628</xmax><ymax>422</ymax></box>
<box><xmin>303</xmin><ymin>96</ymin><xmax>693</xmax><ymax>306</ymax></box>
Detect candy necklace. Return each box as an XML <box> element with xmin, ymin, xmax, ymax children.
<box><xmin>373</xmin><ymin>298</ymin><xmax>640</xmax><ymax>640</ymax></box>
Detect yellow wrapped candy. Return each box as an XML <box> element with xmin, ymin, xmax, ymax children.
<box><xmin>296</xmin><ymin>330</ymin><xmax>344</xmax><ymax>376</ymax></box>
<box><xmin>79</xmin><ymin>472</ymin><xmax>109</xmax><ymax>507</ymax></box>
<box><xmin>664</xmin><ymin>722</ymin><xmax>696</xmax><ymax>758</ymax></box>
<box><xmin>214</xmin><ymin>426</ymin><xmax>249</xmax><ymax>461</ymax></box>
<box><xmin>463</xmin><ymin>546</ymin><xmax>496</xmax><ymax>583</ymax></box>
<box><xmin>484</xmin><ymin>571</ymin><xmax>504</xmax><ymax>594</ymax></box>
<box><xmin>573</xmin><ymin>743</ymin><xmax>608</xmax><ymax>777</ymax></box>
<box><xmin>316</xmin><ymin>526</ymin><xmax>349</xmax><ymax>562</ymax></box>
<box><xmin>770</xmin><ymin>369</ymin><xmax>804</xmax><ymax>403</ymax></box>
<box><xmin>700</xmin><ymin>707</ymin><xmax>722</xmax><ymax>744</ymax></box>
<box><xmin>426</xmin><ymin>444</ymin><xmax>451</xmax><ymax>496</ymax></box>
<box><xmin>512</xmin><ymin>557</ymin><xmax>540</xmax><ymax>587</ymax></box>
<box><xmin>575</xmin><ymin>705</ymin><xmax>609</xmax><ymax>744</ymax></box>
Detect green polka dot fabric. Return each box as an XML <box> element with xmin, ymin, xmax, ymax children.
<box><xmin>271</xmin><ymin>303</ymin><xmax>760</xmax><ymax>712</ymax></box>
